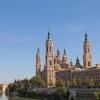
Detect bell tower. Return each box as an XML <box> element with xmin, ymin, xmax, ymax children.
<box><xmin>62</xmin><ymin>48</ymin><xmax>68</xmax><ymax>64</ymax></box>
<box><xmin>45</xmin><ymin>32</ymin><xmax>55</xmax><ymax>87</ymax></box>
<box><xmin>83</xmin><ymin>33</ymin><xmax>92</xmax><ymax>69</ymax></box>
<box><xmin>35</xmin><ymin>48</ymin><xmax>41</xmax><ymax>76</ymax></box>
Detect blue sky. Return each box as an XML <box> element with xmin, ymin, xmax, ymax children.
<box><xmin>0</xmin><ymin>0</ymin><xmax>100</xmax><ymax>83</ymax></box>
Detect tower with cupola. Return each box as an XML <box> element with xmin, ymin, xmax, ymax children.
<box><xmin>83</xmin><ymin>33</ymin><xmax>92</xmax><ymax>69</ymax></box>
<box><xmin>62</xmin><ymin>49</ymin><xmax>68</xmax><ymax>64</ymax></box>
<box><xmin>35</xmin><ymin>48</ymin><xmax>41</xmax><ymax>76</ymax></box>
<box><xmin>45</xmin><ymin>32</ymin><xmax>55</xmax><ymax>87</ymax></box>
<box><xmin>57</xmin><ymin>49</ymin><xmax>62</xmax><ymax>64</ymax></box>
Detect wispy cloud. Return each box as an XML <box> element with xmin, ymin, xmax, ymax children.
<box><xmin>0</xmin><ymin>34</ymin><xmax>32</xmax><ymax>43</ymax></box>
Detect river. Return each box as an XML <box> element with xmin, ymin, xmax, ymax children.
<box><xmin>0</xmin><ymin>94</ymin><xmax>38</xmax><ymax>100</ymax></box>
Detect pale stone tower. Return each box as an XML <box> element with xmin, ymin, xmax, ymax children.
<box><xmin>36</xmin><ymin>48</ymin><xmax>41</xmax><ymax>76</ymax></box>
<box><xmin>57</xmin><ymin>49</ymin><xmax>62</xmax><ymax>64</ymax></box>
<box><xmin>45</xmin><ymin>32</ymin><xmax>55</xmax><ymax>87</ymax></box>
<box><xmin>62</xmin><ymin>48</ymin><xmax>68</xmax><ymax>64</ymax></box>
<box><xmin>83</xmin><ymin>33</ymin><xmax>92</xmax><ymax>69</ymax></box>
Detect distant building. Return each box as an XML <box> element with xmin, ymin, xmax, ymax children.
<box><xmin>2</xmin><ymin>83</ymin><xmax>9</xmax><ymax>93</ymax></box>
<box><xmin>35</xmin><ymin>32</ymin><xmax>100</xmax><ymax>87</ymax></box>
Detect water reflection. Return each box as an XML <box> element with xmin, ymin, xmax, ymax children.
<box><xmin>0</xmin><ymin>93</ymin><xmax>8</xmax><ymax>100</ymax></box>
<box><xmin>0</xmin><ymin>94</ymin><xmax>36</xmax><ymax>100</ymax></box>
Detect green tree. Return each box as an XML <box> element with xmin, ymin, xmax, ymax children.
<box><xmin>87</xmin><ymin>78</ymin><xmax>95</xmax><ymax>88</ymax></box>
<box><xmin>55</xmin><ymin>87</ymin><xmax>67</xmax><ymax>100</ymax></box>
<box><xmin>30</xmin><ymin>75</ymin><xmax>46</xmax><ymax>88</ymax></box>
<box><xmin>76</xmin><ymin>79</ymin><xmax>82</xmax><ymax>88</ymax></box>
<box><xmin>96</xmin><ymin>82</ymin><xmax>100</xmax><ymax>88</ymax></box>
<box><xmin>83</xmin><ymin>77</ymin><xmax>95</xmax><ymax>88</ymax></box>
<box><xmin>56</xmin><ymin>79</ymin><xmax>65</xmax><ymax>87</ymax></box>
<box><xmin>94</xmin><ymin>92</ymin><xmax>100</xmax><ymax>100</ymax></box>
<box><xmin>71</xmin><ymin>79</ymin><xmax>77</xmax><ymax>88</ymax></box>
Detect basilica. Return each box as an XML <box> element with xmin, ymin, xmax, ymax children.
<box><xmin>35</xmin><ymin>32</ymin><xmax>100</xmax><ymax>87</ymax></box>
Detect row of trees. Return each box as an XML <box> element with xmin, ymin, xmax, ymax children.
<box><xmin>9</xmin><ymin>76</ymin><xmax>100</xmax><ymax>93</ymax></box>
<box><xmin>9</xmin><ymin>76</ymin><xmax>99</xmax><ymax>100</ymax></box>
<box><xmin>56</xmin><ymin>78</ymin><xmax>100</xmax><ymax>88</ymax></box>
<box><xmin>9</xmin><ymin>76</ymin><xmax>46</xmax><ymax>93</ymax></box>
<box><xmin>71</xmin><ymin>78</ymin><xmax>95</xmax><ymax>88</ymax></box>
<box><xmin>56</xmin><ymin>79</ymin><xmax>100</xmax><ymax>100</ymax></box>
<box><xmin>9</xmin><ymin>77</ymin><xmax>99</xmax><ymax>93</ymax></box>
<box><xmin>9</xmin><ymin>76</ymin><xmax>75</xmax><ymax>100</ymax></box>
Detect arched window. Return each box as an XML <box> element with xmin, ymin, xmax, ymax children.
<box><xmin>49</xmin><ymin>75</ymin><xmax>51</xmax><ymax>77</ymax></box>
<box><xmin>50</xmin><ymin>61</ymin><xmax>52</xmax><ymax>66</ymax></box>
<box><xmin>88</xmin><ymin>61</ymin><xmax>90</xmax><ymax>66</ymax></box>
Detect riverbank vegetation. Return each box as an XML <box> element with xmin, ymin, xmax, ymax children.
<box><xmin>9</xmin><ymin>76</ymin><xmax>73</xmax><ymax>100</ymax></box>
<box><xmin>9</xmin><ymin>76</ymin><xmax>100</xmax><ymax>100</ymax></box>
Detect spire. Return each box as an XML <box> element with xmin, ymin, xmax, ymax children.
<box><xmin>84</xmin><ymin>33</ymin><xmax>89</xmax><ymax>43</ymax></box>
<box><xmin>48</xmin><ymin>32</ymin><xmax>51</xmax><ymax>40</ymax></box>
<box><xmin>46</xmin><ymin>32</ymin><xmax>53</xmax><ymax>44</ymax></box>
<box><xmin>63</xmin><ymin>48</ymin><xmax>67</xmax><ymax>56</ymax></box>
<box><xmin>76</xmin><ymin>57</ymin><xmax>79</xmax><ymax>63</ymax></box>
<box><xmin>75</xmin><ymin>57</ymin><xmax>80</xmax><ymax>66</ymax></box>
<box><xmin>36</xmin><ymin>48</ymin><xmax>41</xmax><ymax>76</ymax></box>
<box><xmin>62</xmin><ymin>48</ymin><xmax>67</xmax><ymax>64</ymax></box>
<box><xmin>83</xmin><ymin>33</ymin><xmax>92</xmax><ymax>69</ymax></box>
<box><xmin>36</xmin><ymin>48</ymin><xmax>40</xmax><ymax>56</ymax></box>
<box><xmin>37</xmin><ymin>48</ymin><xmax>40</xmax><ymax>54</ymax></box>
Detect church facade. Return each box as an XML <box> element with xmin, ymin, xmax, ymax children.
<box><xmin>35</xmin><ymin>32</ymin><xmax>100</xmax><ymax>87</ymax></box>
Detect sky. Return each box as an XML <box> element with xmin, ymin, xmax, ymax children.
<box><xmin>0</xmin><ymin>0</ymin><xmax>100</xmax><ymax>83</ymax></box>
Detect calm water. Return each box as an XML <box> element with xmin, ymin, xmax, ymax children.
<box><xmin>0</xmin><ymin>94</ymin><xmax>37</xmax><ymax>100</ymax></box>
